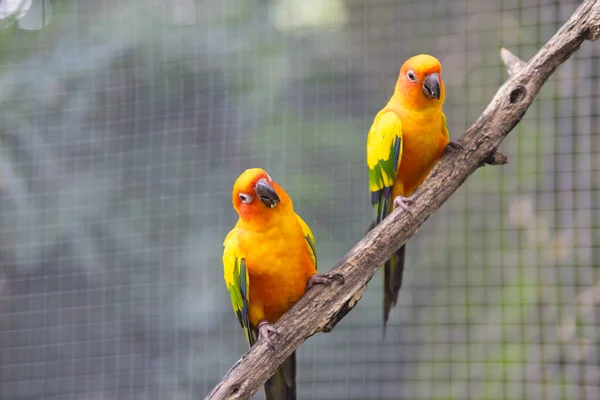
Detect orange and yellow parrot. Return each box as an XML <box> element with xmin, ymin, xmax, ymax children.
<box><xmin>367</xmin><ymin>54</ymin><xmax>458</xmax><ymax>329</ymax></box>
<box><xmin>223</xmin><ymin>168</ymin><xmax>341</xmax><ymax>400</ymax></box>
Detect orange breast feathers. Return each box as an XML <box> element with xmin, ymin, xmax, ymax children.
<box><xmin>393</xmin><ymin>107</ymin><xmax>449</xmax><ymax>198</ymax></box>
<box><xmin>237</xmin><ymin>218</ymin><xmax>316</xmax><ymax>327</ymax></box>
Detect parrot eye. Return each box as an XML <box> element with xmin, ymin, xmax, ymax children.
<box><xmin>239</xmin><ymin>193</ymin><xmax>253</xmax><ymax>203</ymax></box>
<box><xmin>407</xmin><ymin>70</ymin><xmax>417</xmax><ymax>82</ymax></box>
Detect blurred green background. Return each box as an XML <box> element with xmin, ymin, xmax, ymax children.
<box><xmin>0</xmin><ymin>0</ymin><xmax>598</xmax><ymax>399</ymax></box>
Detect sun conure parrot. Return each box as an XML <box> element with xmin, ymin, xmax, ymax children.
<box><xmin>223</xmin><ymin>168</ymin><xmax>342</xmax><ymax>400</ymax></box>
<box><xmin>366</xmin><ymin>54</ymin><xmax>459</xmax><ymax>330</ymax></box>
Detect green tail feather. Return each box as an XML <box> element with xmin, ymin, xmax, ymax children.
<box><xmin>368</xmin><ymin>194</ymin><xmax>406</xmax><ymax>337</ymax></box>
<box><xmin>264</xmin><ymin>352</ymin><xmax>296</xmax><ymax>400</ymax></box>
<box><xmin>383</xmin><ymin>244</ymin><xmax>406</xmax><ymax>337</ymax></box>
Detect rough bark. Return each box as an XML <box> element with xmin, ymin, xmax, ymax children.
<box><xmin>206</xmin><ymin>1</ymin><xmax>600</xmax><ymax>398</ymax></box>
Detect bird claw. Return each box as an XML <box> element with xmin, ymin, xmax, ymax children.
<box><xmin>306</xmin><ymin>272</ymin><xmax>345</xmax><ymax>290</ymax></box>
<box><xmin>258</xmin><ymin>321</ymin><xmax>279</xmax><ymax>351</ymax></box>
<box><xmin>393</xmin><ymin>194</ymin><xmax>416</xmax><ymax>215</ymax></box>
<box><xmin>443</xmin><ymin>140</ymin><xmax>463</xmax><ymax>155</ymax></box>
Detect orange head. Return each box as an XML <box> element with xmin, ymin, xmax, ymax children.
<box><xmin>231</xmin><ymin>168</ymin><xmax>292</xmax><ymax>221</ymax></box>
<box><xmin>394</xmin><ymin>54</ymin><xmax>445</xmax><ymax>109</ymax></box>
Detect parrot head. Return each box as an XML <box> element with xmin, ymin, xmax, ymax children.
<box><xmin>231</xmin><ymin>168</ymin><xmax>291</xmax><ymax>220</ymax></box>
<box><xmin>395</xmin><ymin>54</ymin><xmax>445</xmax><ymax>109</ymax></box>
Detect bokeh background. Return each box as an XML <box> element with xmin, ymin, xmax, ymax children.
<box><xmin>0</xmin><ymin>0</ymin><xmax>598</xmax><ymax>399</ymax></box>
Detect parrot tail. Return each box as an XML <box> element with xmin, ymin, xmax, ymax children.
<box><xmin>264</xmin><ymin>351</ymin><xmax>296</xmax><ymax>400</ymax></box>
<box><xmin>367</xmin><ymin>210</ymin><xmax>406</xmax><ymax>336</ymax></box>
<box><xmin>383</xmin><ymin>244</ymin><xmax>406</xmax><ymax>337</ymax></box>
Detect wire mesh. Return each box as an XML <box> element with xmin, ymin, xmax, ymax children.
<box><xmin>0</xmin><ymin>0</ymin><xmax>598</xmax><ymax>399</ymax></box>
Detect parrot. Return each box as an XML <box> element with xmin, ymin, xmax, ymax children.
<box><xmin>223</xmin><ymin>168</ymin><xmax>342</xmax><ymax>400</ymax></box>
<box><xmin>366</xmin><ymin>54</ymin><xmax>459</xmax><ymax>331</ymax></box>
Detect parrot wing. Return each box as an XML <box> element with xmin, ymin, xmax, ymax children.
<box><xmin>223</xmin><ymin>229</ymin><xmax>255</xmax><ymax>347</ymax></box>
<box><xmin>366</xmin><ymin>109</ymin><xmax>403</xmax><ymax>224</ymax></box>
<box><xmin>296</xmin><ymin>214</ymin><xmax>317</xmax><ymax>270</ymax></box>
<box><xmin>441</xmin><ymin>111</ymin><xmax>450</xmax><ymax>141</ymax></box>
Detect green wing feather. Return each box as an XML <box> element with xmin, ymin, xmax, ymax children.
<box><xmin>223</xmin><ymin>230</ymin><xmax>254</xmax><ymax>347</ymax></box>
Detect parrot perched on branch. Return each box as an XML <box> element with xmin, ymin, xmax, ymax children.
<box><xmin>366</xmin><ymin>54</ymin><xmax>458</xmax><ymax>331</ymax></box>
<box><xmin>223</xmin><ymin>168</ymin><xmax>342</xmax><ymax>400</ymax></box>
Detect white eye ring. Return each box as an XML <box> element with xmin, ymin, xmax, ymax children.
<box><xmin>239</xmin><ymin>193</ymin><xmax>253</xmax><ymax>203</ymax></box>
<box><xmin>407</xmin><ymin>70</ymin><xmax>417</xmax><ymax>82</ymax></box>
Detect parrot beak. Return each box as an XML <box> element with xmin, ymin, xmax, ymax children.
<box><xmin>422</xmin><ymin>73</ymin><xmax>441</xmax><ymax>100</ymax></box>
<box><xmin>255</xmin><ymin>178</ymin><xmax>280</xmax><ymax>208</ymax></box>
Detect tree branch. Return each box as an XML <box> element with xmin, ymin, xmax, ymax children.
<box><xmin>206</xmin><ymin>1</ymin><xmax>600</xmax><ymax>398</ymax></box>
<box><xmin>500</xmin><ymin>47</ymin><xmax>527</xmax><ymax>76</ymax></box>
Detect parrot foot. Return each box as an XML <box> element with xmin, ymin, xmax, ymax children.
<box><xmin>393</xmin><ymin>194</ymin><xmax>416</xmax><ymax>213</ymax></box>
<box><xmin>257</xmin><ymin>321</ymin><xmax>279</xmax><ymax>351</ymax></box>
<box><xmin>443</xmin><ymin>140</ymin><xmax>464</xmax><ymax>155</ymax></box>
<box><xmin>306</xmin><ymin>272</ymin><xmax>345</xmax><ymax>290</ymax></box>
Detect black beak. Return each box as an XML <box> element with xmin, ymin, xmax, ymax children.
<box><xmin>255</xmin><ymin>178</ymin><xmax>280</xmax><ymax>208</ymax></box>
<box><xmin>422</xmin><ymin>73</ymin><xmax>441</xmax><ymax>100</ymax></box>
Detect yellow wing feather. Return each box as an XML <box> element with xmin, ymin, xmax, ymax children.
<box><xmin>222</xmin><ymin>229</ymin><xmax>254</xmax><ymax>347</ymax></box>
<box><xmin>296</xmin><ymin>214</ymin><xmax>317</xmax><ymax>270</ymax></box>
<box><xmin>366</xmin><ymin>109</ymin><xmax>403</xmax><ymax>223</ymax></box>
<box><xmin>441</xmin><ymin>112</ymin><xmax>450</xmax><ymax>141</ymax></box>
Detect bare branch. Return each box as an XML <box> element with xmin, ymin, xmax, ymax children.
<box><xmin>501</xmin><ymin>47</ymin><xmax>527</xmax><ymax>76</ymax></box>
<box><xmin>482</xmin><ymin>151</ymin><xmax>509</xmax><ymax>167</ymax></box>
<box><xmin>206</xmin><ymin>1</ymin><xmax>600</xmax><ymax>399</ymax></box>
